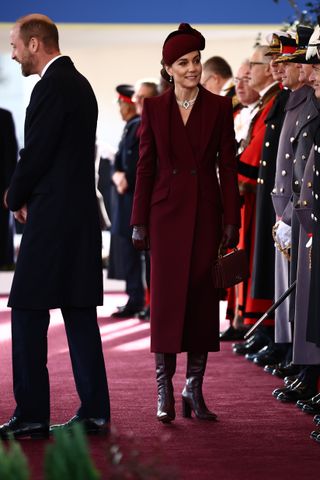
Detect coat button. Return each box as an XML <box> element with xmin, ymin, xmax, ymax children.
<box><xmin>307</xmin><ymin>181</ymin><xmax>312</xmax><ymax>188</ymax></box>
<box><xmin>257</xmin><ymin>178</ymin><xmax>261</xmax><ymax>183</ymax></box>
<box><xmin>294</xmin><ymin>180</ymin><xmax>299</xmax><ymax>185</ymax></box>
<box><xmin>290</xmin><ymin>137</ymin><xmax>295</xmax><ymax>142</ymax></box>
<box><xmin>280</xmin><ymin>187</ymin><xmax>284</xmax><ymax>193</ymax></box>
<box><xmin>260</xmin><ymin>179</ymin><xmax>264</xmax><ymax>185</ymax></box>
<box><xmin>285</xmin><ymin>153</ymin><xmax>290</xmax><ymax>159</ymax></box>
<box><xmin>303</xmin><ymin>132</ymin><xmax>308</xmax><ymax>137</ymax></box>
<box><xmin>307</xmin><ymin>114</ymin><xmax>311</xmax><ymax>119</ymax></box>
<box><xmin>282</xmin><ymin>170</ymin><xmax>287</xmax><ymax>176</ymax></box>
<box><xmin>272</xmin><ymin>188</ymin><xmax>276</xmax><ymax>193</ymax></box>
<box><xmin>271</xmin><ymin>124</ymin><xmax>275</xmax><ymax>129</ymax></box>
<box><xmin>265</xmin><ymin>141</ymin><xmax>270</xmax><ymax>147</ymax></box>
<box><xmin>296</xmin><ymin>120</ymin><xmax>299</xmax><ymax>126</ymax></box>
<box><xmin>303</xmin><ymin>200</ymin><xmax>308</xmax><ymax>206</ymax></box>
<box><xmin>311</xmin><ymin>213</ymin><xmax>315</xmax><ymax>219</ymax></box>
<box><xmin>262</xmin><ymin>161</ymin><xmax>267</xmax><ymax>166</ymax></box>
<box><xmin>302</xmin><ymin>155</ymin><xmax>306</xmax><ymax>160</ymax></box>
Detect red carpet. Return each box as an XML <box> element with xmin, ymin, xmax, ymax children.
<box><xmin>0</xmin><ymin>294</ymin><xmax>320</xmax><ymax>479</ymax></box>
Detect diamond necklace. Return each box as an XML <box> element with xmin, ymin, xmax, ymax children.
<box><xmin>176</xmin><ymin>88</ymin><xmax>199</xmax><ymax>110</ymax></box>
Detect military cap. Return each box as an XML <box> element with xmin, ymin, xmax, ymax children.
<box><xmin>274</xmin><ymin>36</ymin><xmax>298</xmax><ymax>63</ymax></box>
<box><xmin>286</xmin><ymin>25</ymin><xmax>316</xmax><ymax>63</ymax></box>
<box><xmin>116</xmin><ymin>84</ymin><xmax>135</xmax><ymax>104</ymax></box>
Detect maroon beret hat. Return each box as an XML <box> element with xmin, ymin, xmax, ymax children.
<box><xmin>162</xmin><ymin>23</ymin><xmax>205</xmax><ymax>65</ymax></box>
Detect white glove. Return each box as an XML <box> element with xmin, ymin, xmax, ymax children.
<box><xmin>275</xmin><ymin>220</ymin><xmax>291</xmax><ymax>249</ymax></box>
<box><xmin>306</xmin><ymin>236</ymin><xmax>312</xmax><ymax>248</ymax></box>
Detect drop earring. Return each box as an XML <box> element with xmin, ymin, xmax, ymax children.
<box><xmin>169</xmin><ymin>75</ymin><xmax>173</xmax><ymax>83</ymax></box>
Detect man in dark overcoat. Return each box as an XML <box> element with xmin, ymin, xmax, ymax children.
<box><xmin>0</xmin><ymin>14</ymin><xmax>110</xmax><ymax>439</ymax></box>
<box><xmin>0</xmin><ymin>108</ymin><xmax>17</xmax><ymax>269</ymax></box>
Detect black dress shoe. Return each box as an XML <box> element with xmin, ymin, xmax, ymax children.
<box><xmin>253</xmin><ymin>346</ymin><xmax>286</xmax><ymax>367</ymax></box>
<box><xmin>0</xmin><ymin>417</ymin><xmax>49</xmax><ymax>440</ymax></box>
<box><xmin>135</xmin><ymin>305</ymin><xmax>150</xmax><ymax>321</ymax></box>
<box><xmin>284</xmin><ymin>374</ymin><xmax>300</xmax><ymax>386</ymax></box>
<box><xmin>50</xmin><ymin>415</ymin><xmax>109</xmax><ymax>435</ymax></box>
<box><xmin>277</xmin><ymin>382</ymin><xmax>318</xmax><ymax>403</ymax></box>
<box><xmin>314</xmin><ymin>414</ymin><xmax>320</xmax><ymax>426</ymax></box>
<box><xmin>246</xmin><ymin>345</ymin><xmax>270</xmax><ymax>363</ymax></box>
<box><xmin>272</xmin><ymin>378</ymin><xmax>300</xmax><ymax>397</ymax></box>
<box><xmin>264</xmin><ymin>364</ymin><xmax>278</xmax><ymax>374</ymax></box>
<box><xmin>310</xmin><ymin>429</ymin><xmax>320</xmax><ymax>443</ymax></box>
<box><xmin>111</xmin><ymin>305</ymin><xmax>143</xmax><ymax>319</ymax></box>
<box><xmin>220</xmin><ymin>325</ymin><xmax>247</xmax><ymax>341</ymax></box>
<box><xmin>233</xmin><ymin>335</ymin><xmax>269</xmax><ymax>356</ymax></box>
<box><xmin>272</xmin><ymin>362</ymin><xmax>301</xmax><ymax>378</ymax></box>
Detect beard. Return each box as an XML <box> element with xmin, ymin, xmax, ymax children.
<box><xmin>20</xmin><ymin>52</ymin><xmax>35</xmax><ymax>77</ymax></box>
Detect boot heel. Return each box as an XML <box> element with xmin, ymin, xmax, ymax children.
<box><xmin>182</xmin><ymin>398</ymin><xmax>192</xmax><ymax>418</ymax></box>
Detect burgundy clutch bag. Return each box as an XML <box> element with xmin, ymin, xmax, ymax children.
<box><xmin>212</xmin><ymin>248</ymin><xmax>250</xmax><ymax>289</ymax></box>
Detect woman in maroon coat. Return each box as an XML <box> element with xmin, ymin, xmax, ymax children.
<box><xmin>131</xmin><ymin>23</ymin><xmax>240</xmax><ymax>423</ymax></box>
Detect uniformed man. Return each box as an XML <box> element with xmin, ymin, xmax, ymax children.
<box><xmin>110</xmin><ymin>84</ymin><xmax>144</xmax><ymax>318</ymax></box>
<box><xmin>271</xmin><ymin>35</ymin><xmax>312</xmax><ymax>353</ymax></box>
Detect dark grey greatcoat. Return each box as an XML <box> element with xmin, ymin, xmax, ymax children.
<box><xmin>7</xmin><ymin>56</ymin><xmax>103</xmax><ymax>309</ymax></box>
<box><xmin>294</xmin><ymin>148</ymin><xmax>320</xmax><ymax>364</ymax></box>
<box><xmin>289</xmin><ymin>92</ymin><xmax>320</xmax><ymax>322</ymax></box>
<box><xmin>271</xmin><ymin>84</ymin><xmax>313</xmax><ymax>343</ymax></box>
<box><xmin>307</xmin><ymin>130</ymin><xmax>320</xmax><ymax>347</ymax></box>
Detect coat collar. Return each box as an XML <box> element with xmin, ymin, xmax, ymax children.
<box><xmin>154</xmin><ymin>84</ymin><xmax>221</xmax><ymax>164</ymax></box>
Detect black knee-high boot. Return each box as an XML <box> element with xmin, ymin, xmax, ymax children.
<box><xmin>155</xmin><ymin>353</ymin><xmax>176</xmax><ymax>423</ymax></box>
<box><xmin>182</xmin><ymin>352</ymin><xmax>217</xmax><ymax>421</ymax></box>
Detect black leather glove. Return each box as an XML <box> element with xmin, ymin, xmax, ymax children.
<box><xmin>219</xmin><ymin>224</ymin><xmax>239</xmax><ymax>253</ymax></box>
<box><xmin>132</xmin><ymin>225</ymin><xmax>150</xmax><ymax>251</ymax></box>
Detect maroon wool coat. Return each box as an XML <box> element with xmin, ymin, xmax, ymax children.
<box><xmin>131</xmin><ymin>85</ymin><xmax>240</xmax><ymax>353</ymax></box>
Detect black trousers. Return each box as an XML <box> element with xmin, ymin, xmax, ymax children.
<box><xmin>11</xmin><ymin>307</ymin><xmax>110</xmax><ymax>422</ymax></box>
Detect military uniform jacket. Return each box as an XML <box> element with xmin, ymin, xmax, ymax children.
<box><xmin>131</xmin><ymin>85</ymin><xmax>240</xmax><ymax>353</ymax></box>
<box><xmin>111</xmin><ymin>114</ymin><xmax>140</xmax><ymax>238</ymax></box>
<box><xmin>271</xmin><ymin>85</ymin><xmax>313</xmax><ymax>224</ymax></box>
<box><xmin>252</xmin><ymin>88</ymin><xmax>290</xmax><ymax>299</ymax></box>
<box><xmin>307</xmin><ymin>131</ymin><xmax>320</xmax><ymax>347</ymax></box>
<box><xmin>7</xmin><ymin>57</ymin><xmax>103</xmax><ymax>309</ymax></box>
